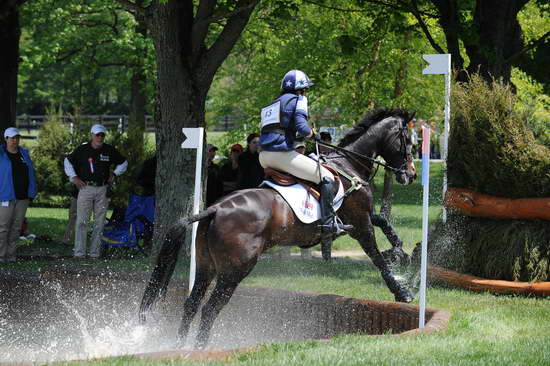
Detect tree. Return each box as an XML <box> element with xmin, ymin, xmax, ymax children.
<box><xmin>19</xmin><ymin>0</ymin><xmax>155</xmax><ymax>116</ymax></box>
<box><xmin>409</xmin><ymin>0</ymin><xmax>549</xmax><ymax>85</ymax></box>
<box><xmin>0</xmin><ymin>0</ymin><xmax>28</xmax><ymax>132</ymax></box>
<box><xmin>209</xmin><ymin>1</ymin><xmax>442</xmax><ymax>127</ymax></box>
<box><xmin>116</xmin><ymin>0</ymin><xmax>260</xmax><ymax>251</ymax></box>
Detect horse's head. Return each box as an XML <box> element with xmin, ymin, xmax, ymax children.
<box><xmin>339</xmin><ymin>108</ymin><xmax>417</xmax><ymax>185</ymax></box>
<box><xmin>379</xmin><ymin>116</ymin><xmax>417</xmax><ymax>185</ymax></box>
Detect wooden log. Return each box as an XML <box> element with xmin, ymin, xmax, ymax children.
<box><xmin>429</xmin><ymin>265</ymin><xmax>550</xmax><ymax>297</ymax></box>
<box><xmin>444</xmin><ymin>188</ymin><xmax>550</xmax><ymax>220</ymax></box>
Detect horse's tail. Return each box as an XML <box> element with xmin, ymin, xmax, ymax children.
<box><xmin>139</xmin><ymin>206</ymin><xmax>216</xmax><ymax>323</ymax></box>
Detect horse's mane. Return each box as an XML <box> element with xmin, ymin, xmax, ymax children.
<box><xmin>338</xmin><ymin>108</ymin><xmax>412</xmax><ymax>148</ymax></box>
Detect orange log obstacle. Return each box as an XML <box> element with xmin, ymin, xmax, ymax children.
<box><xmin>444</xmin><ymin>188</ymin><xmax>550</xmax><ymax>220</ymax></box>
<box><xmin>429</xmin><ymin>265</ymin><xmax>550</xmax><ymax>297</ymax></box>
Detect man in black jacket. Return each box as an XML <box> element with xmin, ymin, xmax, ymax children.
<box><xmin>64</xmin><ymin>124</ymin><xmax>127</xmax><ymax>259</ymax></box>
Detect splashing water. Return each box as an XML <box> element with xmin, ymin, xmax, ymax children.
<box><xmin>0</xmin><ymin>275</ymin><xmax>179</xmax><ymax>363</ymax></box>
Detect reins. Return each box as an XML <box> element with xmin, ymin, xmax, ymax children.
<box><xmin>316</xmin><ymin>139</ymin><xmax>407</xmax><ymax>175</ymax></box>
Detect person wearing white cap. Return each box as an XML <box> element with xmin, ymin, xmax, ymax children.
<box><xmin>0</xmin><ymin>127</ymin><xmax>37</xmax><ymax>264</ymax></box>
<box><xmin>63</xmin><ymin>124</ymin><xmax>128</xmax><ymax>259</ymax></box>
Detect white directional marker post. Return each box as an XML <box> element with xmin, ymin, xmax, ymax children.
<box><xmin>181</xmin><ymin>127</ymin><xmax>204</xmax><ymax>292</ymax></box>
<box><xmin>420</xmin><ymin>53</ymin><xmax>451</xmax><ymax>328</ymax></box>
<box><xmin>419</xmin><ymin>125</ymin><xmax>431</xmax><ymax>328</ymax></box>
<box><xmin>422</xmin><ymin>54</ymin><xmax>451</xmax><ymax>222</ymax></box>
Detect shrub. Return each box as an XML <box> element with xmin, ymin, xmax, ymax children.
<box><xmin>430</xmin><ymin>74</ymin><xmax>550</xmax><ymax>282</ymax></box>
<box><xmin>448</xmin><ymin>74</ymin><xmax>550</xmax><ymax>198</ymax></box>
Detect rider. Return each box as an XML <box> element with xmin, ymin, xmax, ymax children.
<box><xmin>258</xmin><ymin>69</ymin><xmax>353</xmax><ymax>259</ymax></box>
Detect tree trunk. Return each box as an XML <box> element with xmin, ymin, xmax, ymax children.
<box><xmin>0</xmin><ymin>4</ymin><xmax>20</xmax><ymax>132</ymax></box>
<box><xmin>144</xmin><ymin>0</ymin><xmax>257</xmax><ymax>256</ymax></box>
<box><xmin>127</xmin><ymin>3</ymin><xmax>147</xmax><ymax>159</ymax></box>
<box><xmin>464</xmin><ymin>0</ymin><xmax>527</xmax><ymax>83</ymax></box>
<box><xmin>431</xmin><ymin>0</ymin><xmax>527</xmax><ymax>84</ymax></box>
<box><xmin>149</xmin><ymin>3</ymin><xmax>202</xmax><ymax>256</ymax></box>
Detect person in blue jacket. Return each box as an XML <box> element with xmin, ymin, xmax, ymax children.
<box><xmin>258</xmin><ymin>69</ymin><xmax>352</xmax><ymax>259</ymax></box>
<box><xmin>0</xmin><ymin>127</ymin><xmax>37</xmax><ymax>263</ymax></box>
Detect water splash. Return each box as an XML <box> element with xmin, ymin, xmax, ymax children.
<box><xmin>0</xmin><ymin>276</ymin><xmax>179</xmax><ymax>363</ymax></box>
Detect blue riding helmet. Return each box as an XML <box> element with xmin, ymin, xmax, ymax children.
<box><xmin>281</xmin><ymin>70</ymin><xmax>315</xmax><ymax>91</ymax></box>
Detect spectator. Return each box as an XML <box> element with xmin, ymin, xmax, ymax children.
<box><xmin>136</xmin><ymin>155</ymin><xmax>157</xmax><ymax>196</ymax></box>
<box><xmin>0</xmin><ymin>128</ymin><xmax>37</xmax><ymax>264</ymax></box>
<box><xmin>219</xmin><ymin>144</ymin><xmax>243</xmax><ymax>195</ymax></box>
<box><xmin>237</xmin><ymin>133</ymin><xmax>264</xmax><ymax>189</ymax></box>
<box><xmin>64</xmin><ymin>124</ymin><xmax>128</xmax><ymax>259</ymax></box>
<box><xmin>319</xmin><ymin>131</ymin><xmax>332</xmax><ymax>155</ymax></box>
<box><xmin>206</xmin><ymin>144</ymin><xmax>223</xmax><ymax>206</ymax></box>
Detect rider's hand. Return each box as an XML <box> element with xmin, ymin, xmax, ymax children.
<box><xmin>309</xmin><ymin>129</ymin><xmax>321</xmax><ymax>141</ymax></box>
<box><xmin>72</xmin><ymin>176</ymin><xmax>86</xmax><ymax>189</ymax></box>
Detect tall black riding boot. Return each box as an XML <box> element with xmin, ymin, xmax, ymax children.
<box><xmin>319</xmin><ymin>177</ymin><xmax>353</xmax><ymax>261</ymax></box>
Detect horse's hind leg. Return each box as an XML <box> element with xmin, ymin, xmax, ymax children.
<box><xmin>177</xmin><ymin>269</ymin><xmax>213</xmax><ymax>346</ymax></box>
<box><xmin>195</xmin><ymin>274</ymin><xmax>241</xmax><ymax>349</ymax></box>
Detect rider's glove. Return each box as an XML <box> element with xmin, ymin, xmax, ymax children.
<box><xmin>311</xmin><ymin>130</ymin><xmax>322</xmax><ymax>141</ymax></box>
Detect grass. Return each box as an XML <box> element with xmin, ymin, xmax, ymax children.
<box><xmin>6</xmin><ymin>160</ymin><xmax>550</xmax><ymax>365</ymax></box>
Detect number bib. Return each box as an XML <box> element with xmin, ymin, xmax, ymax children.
<box><xmin>260</xmin><ymin>100</ymin><xmax>281</xmax><ymax>130</ymax></box>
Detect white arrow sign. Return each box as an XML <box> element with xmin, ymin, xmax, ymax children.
<box><xmin>181</xmin><ymin>128</ymin><xmax>202</xmax><ymax>149</ymax></box>
<box><xmin>422</xmin><ymin>54</ymin><xmax>451</xmax><ymax>75</ymax></box>
<box><xmin>179</xmin><ymin>127</ymin><xmax>204</xmax><ymax>292</ymax></box>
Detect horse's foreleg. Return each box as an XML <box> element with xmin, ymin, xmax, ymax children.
<box><xmin>177</xmin><ymin>270</ymin><xmax>213</xmax><ymax>347</ymax></box>
<box><xmin>195</xmin><ymin>275</ymin><xmax>241</xmax><ymax>350</ymax></box>
<box><xmin>370</xmin><ymin>214</ymin><xmax>403</xmax><ymax>248</ymax></box>
<box><xmin>371</xmin><ymin>214</ymin><xmax>411</xmax><ymax>266</ymax></box>
<box><xmin>356</xmin><ymin>228</ymin><xmax>413</xmax><ymax>303</ymax></box>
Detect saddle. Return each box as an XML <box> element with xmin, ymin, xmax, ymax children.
<box><xmin>263</xmin><ymin>166</ymin><xmax>341</xmax><ymax>201</ymax></box>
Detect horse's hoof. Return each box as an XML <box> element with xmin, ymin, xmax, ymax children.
<box><xmin>395</xmin><ymin>289</ymin><xmax>414</xmax><ymax>303</ymax></box>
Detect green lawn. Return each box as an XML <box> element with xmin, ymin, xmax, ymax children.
<box><xmin>11</xmin><ymin>161</ymin><xmax>550</xmax><ymax>365</ymax></box>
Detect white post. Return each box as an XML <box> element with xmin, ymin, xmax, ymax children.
<box><xmin>422</xmin><ymin>54</ymin><xmax>451</xmax><ymax>222</ymax></box>
<box><xmin>181</xmin><ymin>127</ymin><xmax>205</xmax><ymax>292</ymax></box>
<box><xmin>419</xmin><ymin>125</ymin><xmax>431</xmax><ymax>328</ymax></box>
<box><xmin>441</xmin><ymin>70</ymin><xmax>451</xmax><ymax>222</ymax></box>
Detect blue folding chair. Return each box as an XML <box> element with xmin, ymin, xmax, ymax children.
<box><xmin>101</xmin><ymin>194</ymin><xmax>155</xmax><ymax>255</ymax></box>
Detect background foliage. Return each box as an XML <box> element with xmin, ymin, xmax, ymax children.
<box><xmin>18</xmin><ymin>0</ymin><xmax>155</xmax><ymax>115</ymax></box>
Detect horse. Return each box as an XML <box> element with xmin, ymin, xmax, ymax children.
<box><xmin>139</xmin><ymin>108</ymin><xmax>417</xmax><ymax>349</ymax></box>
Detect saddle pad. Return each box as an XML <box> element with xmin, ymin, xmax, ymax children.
<box><xmin>260</xmin><ymin>180</ymin><xmax>345</xmax><ymax>224</ymax></box>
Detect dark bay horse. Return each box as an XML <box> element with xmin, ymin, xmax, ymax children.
<box><xmin>140</xmin><ymin>108</ymin><xmax>417</xmax><ymax>349</ymax></box>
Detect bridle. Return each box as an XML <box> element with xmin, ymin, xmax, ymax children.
<box><xmin>317</xmin><ymin>124</ymin><xmax>411</xmax><ymax>179</ymax></box>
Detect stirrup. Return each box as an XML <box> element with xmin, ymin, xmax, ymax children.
<box><xmin>334</xmin><ymin>218</ymin><xmax>353</xmax><ymax>237</ymax></box>
<box><xmin>318</xmin><ymin>217</ymin><xmax>353</xmax><ymax>235</ymax></box>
